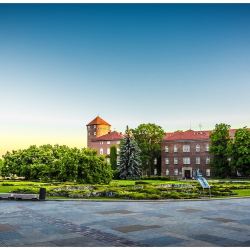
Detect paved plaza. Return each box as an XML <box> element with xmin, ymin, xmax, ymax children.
<box><xmin>0</xmin><ymin>198</ymin><xmax>250</xmax><ymax>247</ymax></box>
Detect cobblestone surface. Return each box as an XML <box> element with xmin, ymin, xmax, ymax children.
<box><xmin>0</xmin><ymin>198</ymin><xmax>250</xmax><ymax>246</ymax></box>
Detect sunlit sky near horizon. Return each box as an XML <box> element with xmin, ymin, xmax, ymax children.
<box><xmin>0</xmin><ymin>4</ymin><xmax>250</xmax><ymax>156</ymax></box>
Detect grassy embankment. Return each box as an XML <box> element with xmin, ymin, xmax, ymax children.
<box><xmin>1</xmin><ymin>179</ymin><xmax>250</xmax><ymax>200</ymax></box>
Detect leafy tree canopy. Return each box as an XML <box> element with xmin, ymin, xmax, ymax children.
<box><xmin>132</xmin><ymin>123</ymin><xmax>164</xmax><ymax>175</ymax></box>
<box><xmin>1</xmin><ymin>145</ymin><xmax>113</xmax><ymax>184</ymax></box>
<box><xmin>210</xmin><ymin>123</ymin><xmax>232</xmax><ymax>178</ymax></box>
<box><xmin>231</xmin><ymin>127</ymin><xmax>250</xmax><ymax>176</ymax></box>
<box><xmin>109</xmin><ymin>145</ymin><xmax>117</xmax><ymax>171</ymax></box>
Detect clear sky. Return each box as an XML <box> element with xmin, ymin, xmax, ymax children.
<box><xmin>0</xmin><ymin>4</ymin><xmax>250</xmax><ymax>156</ymax></box>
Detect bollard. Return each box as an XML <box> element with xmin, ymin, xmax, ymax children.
<box><xmin>39</xmin><ymin>188</ymin><xmax>46</xmax><ymax>200</ymax></box>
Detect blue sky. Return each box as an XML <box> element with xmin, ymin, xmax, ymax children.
<box><xmin>0</xmin><ymin>4</ymin><xmax>250</xmax><ymax>154</ymax></box>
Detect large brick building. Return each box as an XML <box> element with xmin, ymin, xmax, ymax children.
<box><xmin>86</xmin><ymin>116</ymin><xmax>123</xmax><ymax>162</ymax></box>
<box><xmin>161</xmin><ymin>129</ymin><xmax>237</xmax><ymax>179</ymax></box>
<box><xmin>87</xmin><ymin>116</ymin><xmax>239</xmax><ymax>178</ymax></box>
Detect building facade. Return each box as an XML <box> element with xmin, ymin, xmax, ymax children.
<box><xmin>86</xmin><ymin>116</ymin><xmax>123</xmax><ymax>162</ymax></box>
<box><xmin>161</xmin><ymin>129</ymin><xmax>237</xmax><ymax>179</ymax></box>
<box><xmin>161</xmin><ymin>130</ymin><xmax>211</xmax><ymax>179</ymax></box>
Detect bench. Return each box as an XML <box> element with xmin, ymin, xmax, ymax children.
<box><xmin>0</xmin><ymin>193</ymin><xmax>39</xmax><ymax>200</ymax></box>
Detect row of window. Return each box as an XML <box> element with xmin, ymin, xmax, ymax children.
<box><xmin>165</xmin><ymin>169</ymin><xmax>211</xmax><ymax>177</ymax></box>
<box><xmin>165</xmin><ymin>157</ymin><xmax>210</xmax><ymax>165</ymax></box>
<box><xmin>100</xmin><ymin>141</ymin><xmax>120</xmax><ymax>145</ymax></box>
<box><xmin>165</xmin><ymin>144</ymin><xmax>209</xmax><ymax>153</ymax></box>
<box><xmin>88</xmin><ymin>125</ymin><xmax>102</xmax><ymax>129</ymax></box>
<box><xmin>100</xmin><ymin>147</ymin><xmax>120</xmax><ymax>155</ymax></box>
<box><xmin>88</xmin><ymin>125</ymin><xmax>110</xmax><ymax>130</ymax></box>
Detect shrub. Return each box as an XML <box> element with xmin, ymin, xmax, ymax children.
<box><xmin>162</xmin><ymin>191</ymin><xmax>181</xmax><ymax>199</ymax></box>
<box><xmin>146</xmin><ymin>194</ymin><xmax>161</xmax><ymax>199</ymax></box>
<box><xmin>47</xmin><ymin>189</ymin><xmax>70</xmax><ymax>197</ymax></box>
<box><xmin>11</xmin><ymin>187</ymin><xmax>38</xmax><ymax>194</ymax></box>
<box><xmin>126</xmin><ymin>192</ymin><xmax>147</xmax><ymax>200</ymax></box>
<box><xmin>68</xmin><ymin>190</ymin><xmax>92</xmax><ymax>198</ymax></box>
<box><xmin>1</xmin><ymin>183</ymin><xmax>14</xmax><ymax>186</ymax></box>
<box><xmin>135</xmin><ymin>181</ymin><xmax>150</xmax><ymax>185</ymax></box>
<box><xmin>137</xmin><ymin>187</ymin><xmax>161</xmax><ymax>195</ymax></box>
<box><xmin>142</xmin><ymin>176</ymin><xmax>171</xmax><ymax>181</ymax></box>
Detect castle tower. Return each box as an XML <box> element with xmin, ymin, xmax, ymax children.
<box><xmin>86</xmin><ymin>116</ymin><xmax>111</xmax><ymax>148</ymax></box>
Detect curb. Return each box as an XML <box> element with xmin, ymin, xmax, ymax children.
<box><xmin>44</xmin><ymin>196</ymin><xmax>250</xmax><ymax>202</ymax></box>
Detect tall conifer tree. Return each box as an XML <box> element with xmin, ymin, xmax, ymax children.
<box><xmin>119</xmin><ymin>126</ymin><xmax>142</xmax><ymax>179</ymax></box>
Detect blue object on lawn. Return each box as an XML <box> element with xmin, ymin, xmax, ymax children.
<box><xmin>194</xmin><ymin>169</ymin><xmax>210</xmax><ymax>189</ymax></box>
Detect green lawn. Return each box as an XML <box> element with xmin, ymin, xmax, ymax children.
<box><xmin>1</xmin><ymin>179</ymin><xmax>250</xmax><ymax>200</ymax></box>
<box><xmin>232</xmin><ymin>189</ymin><xmax>250</xmax><ymax>196</ymax></box>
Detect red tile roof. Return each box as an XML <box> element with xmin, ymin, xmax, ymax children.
<box><xmin>164</xmin><ymin>129</ymin><xmax>237</xmax><ymax>141</ymax></box>
<box><xmin>93</xmin><ymin>131</ymin><xmax>124</xmax><ymax>141</ymax></box>
<box><xmin>87</xmin><ymin>116</ymin><xmax>111</xmax><ymax>126</ymax></box>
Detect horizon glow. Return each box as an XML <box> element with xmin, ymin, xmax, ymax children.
<box><xmin>0</xmin><ymin>4</ymin><xmax>250</xmax><ymax>156</ymax></box>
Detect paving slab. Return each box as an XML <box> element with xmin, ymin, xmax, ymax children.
<box><xmin>113</xmin><ymin>224</ymin><xmax>162</xmax><ymax>233</ymax></box>
<box><xmin>0</xmin><ymin>198</ymin><xmax>250</xmax><ymax>246</ymax></box>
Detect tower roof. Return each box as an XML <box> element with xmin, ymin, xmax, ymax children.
<box><xmin>87</xmin><ymin>116</ymin><xmax>111</xmax><ymax>126</ymax></box>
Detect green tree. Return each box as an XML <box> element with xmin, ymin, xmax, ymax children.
<box><xmin>109</xmin><ymin>145</ymin><xmax>119</xmax><ymax>179</ymax></box>
<box><xmin>132</xmin><ymin>123</ymin><xmax>164</xmax><ymax>176</ymax></box>
<box><xmin>1</xmin><ymin>144</ymin><xmax>113</xmax><ymax>184</ymax></box>
<box><xmin>119</xmin><ymin>126</ymin><xmax>142</xmax><ymax>180</ymax></box>
<box><xmin>0</xmin><ymin>158</ymin><xmax>3</xmax><ymax>176</ymax></box>
<box><xmin>77</xmin><ymin>149</ymin><xmax>113</xmax><ymax>184</ymax></box>
<box><xmin>231</xmin><ymin>127</ymin><xmax>250</xmax><ymax>177</ymax></box>
<box><xmin>110</xmin><ymin>145</ymin><xmax>117</xmax><ymax>170</ymax></box>
<box><xmin>210</xmin><ymin>123</ymin><xmax>232</xmax><ymax>178</ymax></box>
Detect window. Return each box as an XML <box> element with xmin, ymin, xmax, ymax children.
<box><xmin>154</xmin><ymin>158</ymin><xmax>157</xmax><ymax>165</ymax></box>
<box><xmin>165</xmin><ymin>146</ymin><xmax>169</xmax><ymax>152</ymax></box>
<box><xmin>183</xmin><ymin>145</ymin><xmax>190</xmax><ymax>152</ymax></box>
<box><xmin>196</xmin><ymin>144</ymin><xmax>200</xmax><ymax>152</ymax></box>
<box><xmin>183</xmin><ymin>157</ymin><xmax>190</xmax><ymax>164</ymax></box>
<box><xmin>100</xmin><ymin>148</ymin><xmax>103</xmax><ymax>155</ymax></box>
<box><xmin>88</xmin><ymin>126</ymin><xmax>90</xmax><ymax>130</ymax></box>
<box><xmin>206</xmin><ymin>169</ymin><xmax>211</xmax><ymax>177</ymax></box>
<box><xmin>174</xmin><ymin>145</ymin><xmax>178</xmax><ymax>152</ymax></box>
<box><xmin>166</xmin><ymin>169</ymin><xmax>169</xmax><ymax>176</ymax></box>
<box><xmin>107</xmin><ymin>141</ymin><xmax>110</xmax><ymax>144</ymax></box>
<box><xmin>94</xmin><ymin>132</ymin><xmax>96</xmax><ymax>136</ymax></box>
<box><xmin>205</xmin><ymin>144</ymin><xmax>209</xmax><ymax>151</ymax></box>
<box><xmin>154</xmin><ymin>169</ymin><xmax>157</xmax><ymax>175</ymax></box>
<box><xmin>174</xmin><ymin>169</ymin><xmax>178</xmax><ymax>176</ymax></box>
<box><xmin>206</xmin><ymin>157</ymin><xmax>210</xmax><ymax>164</ymax></box>
<box><xmin>174</xmin><ymin>157</ymin><xmax>178</xmax><ymax>164</ymax></box>
<box><xmin>196</xmin><ymin>157</ymin><xmax>200</xmax><ymax>164</ymax></box>
<box><xmin>165</xmin><ymin>158</ymin><xmax>169</xmax><ymax>164</ymax></box>
<box><xmin>88</xmin><ymin>132</ymin><xmax>90</xmax><ymax>136</ymax></box>
<box><xmin>107</xmin><ymin>148</ymin><xmax>110</xmax><ymax>155</ymax></box>
<box><xmin>94</xmin><ymin>125</ymin><xmax>96</xmax><ymax>129</ymax></box>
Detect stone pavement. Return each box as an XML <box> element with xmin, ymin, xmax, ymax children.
<box><xmin>0</xmin><ymin>198</ymin><xmax>250</xmax><ymax>246</ymax></box>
